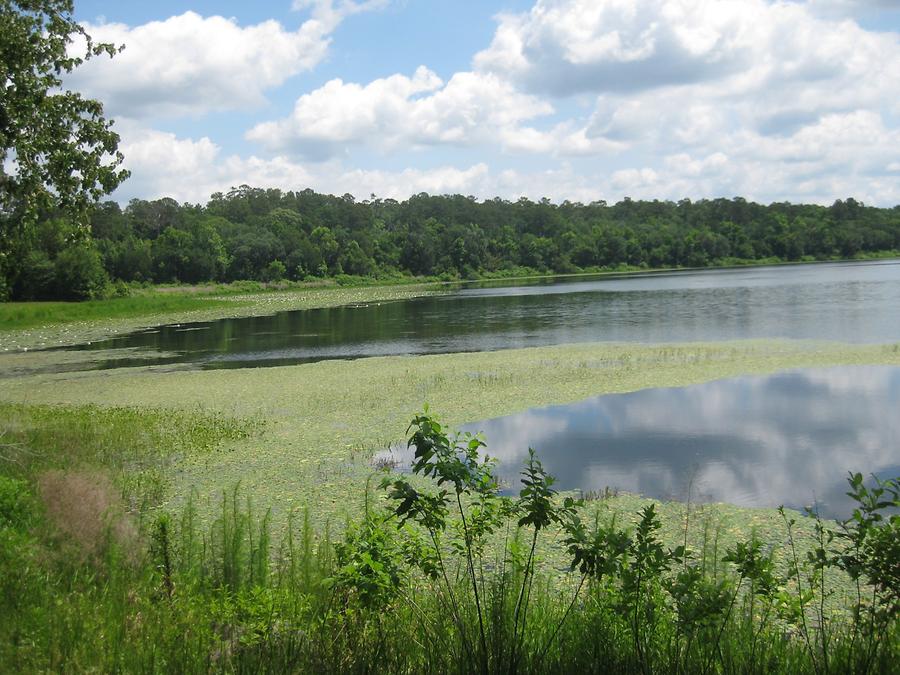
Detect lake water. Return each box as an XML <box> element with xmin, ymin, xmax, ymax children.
<box><xmin>379</xmin><ymin>366</ymin><xmax>900</xmax><ymax>520</ymax></box>
<box><xmin>64</xmin><ymin>259</ymin><xmax>900</xmax><ymax>370</ymax></box>
<box><xmin>39</xmin><ymin>260</ymin><xmax>900</xmax><ymax>517</ymax></box>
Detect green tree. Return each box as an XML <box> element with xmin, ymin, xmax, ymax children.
<box><xmin>53</xmin><ymin>243</ymin><xmax>108</xmax><ymax>299</ymax></box>
<box><xmin>151</xmin><ymin>227</ymin><xmax>192</xmax><ymax>282</ymax></box>
<box><xmin>1</xmin><ymin>0</ymin><xmax>129</xmax><ymax>297</ymax></box>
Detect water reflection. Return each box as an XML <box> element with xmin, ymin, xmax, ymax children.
<box><xmin>51</xmin><ymin>260</ymin><xmax>900</xmax><ymax>371</ymax></box>
<box><xmin>382</xmin><ymin>366</ymin><xmax>900</xmax><ymax>520</ymax></box>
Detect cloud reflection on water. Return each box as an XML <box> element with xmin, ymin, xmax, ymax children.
<box><xmin>384</xmin><ymin>366</ymin><xmax>899</xmax><ymax>520</ymax></box>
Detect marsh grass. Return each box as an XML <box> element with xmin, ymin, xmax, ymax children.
<box><xmin>0</xmin><ymin>402</ymin><xmax>260</xmax><ymax>515</ymax></box>
<box><xmin>1</xmin><ymin>411</ymin><xmax>896</xmax><ymax>673</ymax></box>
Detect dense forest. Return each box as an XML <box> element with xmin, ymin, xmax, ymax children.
<box><xmin>4</xmin><ymin>187</ymin><xmax>900</xmax><ymax>301</ymax></box>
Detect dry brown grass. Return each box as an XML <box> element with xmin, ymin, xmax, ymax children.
<box><xmin>37</xmin><ymin>470</ymin><xmax>140</xmax><ymax>562</ymax></box>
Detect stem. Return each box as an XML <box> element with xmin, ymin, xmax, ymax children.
<box><xmin>535</xmin><ymin>573</ymin><xmax>586</xmax><ymax>669</ymax></box>
<box><xmin>632</xmin><ymin>565</ymin><xmax>648</xmax><ymax>675</ymax></box>
<box><xmin>511</xmin><ymin>527</ymin><xmax>539</xmax><ymax>672</ymax></box>
<box><xmin>848</xmin><ymin>571</ymin><xmax>862</xmax><ymax>663</ymax></box>
<box><xmin>786</xmin><ymin>519</ymin><xmax>818</xmax><ymax>675</ymax></box>
<box><xmin>750</xmin><ymin>601</ymin><xmax>772</xmax><ymax>667</ymax></box>
<box><xmin>398</xmin><ymin>587</ymin><xmax>449</xmax><ymax>656</ymax></box>
<box><xmin>862</xmin><ymin>585</ymin><xmax>879</xmax><ymax>674</ymax></box>
<box><xmin>456</xmin><ymin>492</ymin><xmax>488</xmax><ymax>674</ymax></box>
<box><xmin>703</xmin><ymin>577</ymin><xmax>742</xmax><ymax>675</ymax></box>
<box><xmin>820</xmin><ymin>566</ymin><xmax>829</xmax><ymax>674</ymax></box>
<box><xmin>428</xmin><ymin>528</ymin><xmax>476</xmax><ymax>668</ymax></box>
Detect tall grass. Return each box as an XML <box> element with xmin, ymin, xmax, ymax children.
<box><xmin>0</xmin><ymin>407</ymin><xmax>897</xmax><ymax>673</ymax></box>
<box><xmin>0</xmin><ymin>294</ymin><xmax>236</xmax><ymax>332</ymax></box>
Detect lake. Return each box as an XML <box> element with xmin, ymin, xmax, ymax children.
<box><xmin>35</xmin><ymin>259</ymin><xmax>900</xmax><ymax>518</ymax></box>
<box><xmin>378</xmin><ymin>366</ymin><xmax>900</xmax><ymax>520</ymax></box>
<box><xmin>62</xmin><ymin>259</ymin><xmax>900</xmax><ymax>370</ymax></box>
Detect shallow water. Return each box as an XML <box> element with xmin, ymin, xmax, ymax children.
<box><xmin>59</xmin><ymin>259</ymin><xmax>900</xmax><ymax>370</ymax></box>
<box><xmin>380</xmin><ymin>366</ymin><xmax>900</xmax><ymax>520</ymax></box>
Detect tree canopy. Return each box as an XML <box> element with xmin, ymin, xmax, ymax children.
<box><xmin>1</xmin><ymin>0</ymin><xmax>129</xmax><ymax>297</ymax></box>
<box><xmin>5</xmin><ymin>187</ymin><xmax>899</xmax><ymax>301</ymax></box>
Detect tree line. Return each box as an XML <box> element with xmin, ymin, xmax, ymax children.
<box><xmin>4</xmin><ymin>186</ymin><xmax>899</xmax><ymax>300</ymax></box>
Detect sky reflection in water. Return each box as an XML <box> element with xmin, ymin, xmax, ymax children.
<box><xmin>384</xmin><ymin>366</ymin><xmax>900</xmax><ymax>520</ymax></box>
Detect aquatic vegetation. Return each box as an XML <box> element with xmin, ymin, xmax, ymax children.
<box><xmin>2</xmin><ymin>340</ymin><xmax>899</xmax><ymax>532</ymax></box>
<box><xmin>0</xmin><ymin>409</ymin><xmax>896</xmax><ymax>673</ymax></box>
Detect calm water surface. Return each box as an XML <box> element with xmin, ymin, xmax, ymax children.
<box><xmin>62</xmin><ymin>259</ymin><xmax>900</xmax><ymax>370</ymax></box>
<box><xmin>381</xmin><ymin>366</ymin><xmax>900</xmax><ymax>520</ymax></box>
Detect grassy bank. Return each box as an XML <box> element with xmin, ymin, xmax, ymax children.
<box><xmin>0</xmin><ymin>283</ymin><xmax>442</xmax><ymax>351</ymax></box>
<box><xmin>1</xmin><ymin>399</ymin><xmax>896</xmax><ymax>673</ymax></box>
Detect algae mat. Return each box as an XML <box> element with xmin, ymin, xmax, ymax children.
<box><xmin>2</xmin><ymin>339</ymin><xmax>899</xmax><ymax>530</ymax></box>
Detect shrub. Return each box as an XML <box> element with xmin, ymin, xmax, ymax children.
<box><xmin>53</xmin><ymin>245</ymin><xmax>109</xmax><ymax>300</ymax></box>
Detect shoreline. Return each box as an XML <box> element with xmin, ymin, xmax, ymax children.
<box><xmin>2</xmin><ymin>254</ymin><xmax>898</xmax><ymax>352</ymax></box>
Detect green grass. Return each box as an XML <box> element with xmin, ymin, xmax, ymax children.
<box><xmin>0</xmin><ymin>293</ymin><xmax>234</xmax><ymax>331</ymax></box>
<box><xmin>0</xmin><ymin>283</ymin><xmax>441</xmax><ymax>351</ymax></box>
<box><xmin>0</xmin><ymin>402</ymin><xmax>896</xmax><ymax>673</ymax></box>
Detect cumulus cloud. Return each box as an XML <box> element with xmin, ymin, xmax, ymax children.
<box><xmin>114</xmin><ymin>124</ymin><xmax>492</xmax><ymax>203</ymax></box>
<box><xmin>67</xmin><ymin>2</ymin><xmax>379</xmax><ymax>118</ymax></box>
<box><xmin>246</xmin><ymin>67</ymin><xmax>556</xmax><ymax>159</ymax></box>
<box><xmin>475</xmin><ymin>0</ymin><xmax>900</xmax><ymax>100</ymax></box>
<box><xmin>114</xmin><ymin>108</ymin><xmax>900</xmax><ymax>206</ymax></box>
<box><xmin>474</xmin><ymin>0</ymin><xmax>763</xmax><ymax>95</ymax></box>
<box><xmin>93</xmin><ymin>0</ymin><xmax>900</xmax><ymax>206</ymax></box>
<box><xmin>465</xmin><ymin>0</ymin><xmax>900</xmax><ymax>203</ymax></box>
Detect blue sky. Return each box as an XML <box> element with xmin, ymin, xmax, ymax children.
<box><xmin>66</xmin><ymin>0</ymin><xmax>900</xmax><ymax>205</ymax></box>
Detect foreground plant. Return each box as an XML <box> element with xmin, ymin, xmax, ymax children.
<box><xmin>2</xmin><ymin>404</ymin><xmax>898</xmax><ymax>673</ymax></box>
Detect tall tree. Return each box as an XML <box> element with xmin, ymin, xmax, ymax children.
<box><xmin>1</xmin><ymin>0</ymin><xmax>129</xmax><ymax>296</ymax></box>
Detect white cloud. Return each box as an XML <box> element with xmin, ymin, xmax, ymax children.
<box><xmin>95</xmin><ymin>0</ymin><xmax>900</xmax><ymax>206</ymax></box>
<box><xmin>115</xmin><ymin>124</ymin><xmax>491</xmax><ymax>203</ymax></box>
<box><xmin>465</xmin><ymin>0</ymin><xmax>900</xmax><ymax>203</ymax></box>
<box><xmin>246</xmin><ymin>67</ymin><xmax>556</xmax><ymax>159</ymax></box>
<box><xmin>67</xmin><ymin>2</ymin><xmax>379</xmax><ymax>119</ymax></box>
<box><xmin>474</xmin><ymin>0</ymin><xmax>900</xmax><ymax>107</ymax></box>
<box><xmin>116</xmin><ymin>110</ymin><xmax>900</xmax><ymax>206</ymax></box>
<box><xmin>474</xmin><ymin>0</ymin><xmax>763</xmax><ymax>95</ymax></box>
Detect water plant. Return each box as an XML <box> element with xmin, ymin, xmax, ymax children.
<box><xmin>1</xmin><ymin>405</ymin><xmax>898</xmax><ymax>673</ymax></box>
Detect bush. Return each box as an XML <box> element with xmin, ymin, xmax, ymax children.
<box><xmin>54</xmin><ymin>246</ymin><xmax>109</xmax><ymax>300</ymax></box>
<box><xmin>15</xmin><ymin>250</ymin><xmax>56</xmax><ymax>300</ymax></box>
<box><xmin>261</xmin><ymin>259</ymin><xmax>286</xmax><ymax>283</ymax></box>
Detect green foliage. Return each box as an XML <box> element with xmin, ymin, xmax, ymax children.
<box><xmin>0</xmin><ymin>475</ymin><xmax>32</xmax><ymax>528</ymax></box>
<box><xmin>0</xmin><ymin>404</ymin><xmax>898</xmax><ymax>673</ymax></box>
<box><xmin>52</xmin><ymin>243</ymin><xmax>109</xmax><ymax>299</ymax></box>
<box><xmin>14</xmin><ymin>249</ymin><xmax>55</xmax><ymax>299</ymax></box>
<box><xmin>0</xmin><ymin>0</ymin><xmax>129</xmax><ymax>298</ymax></box>
<box><xmin>261</xmin><ymin>259</ymin><xmax>286</xmax><ymax>283</ymax></box>
<box><xmin>326</xmin><ymin>511</ymin><xmax>405</xmax><ymax>610</ymax></box>
<box><xmin>7</xmin><ymin>185</ymin><xmax>900</xmax><ymax>301</ymax></box>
